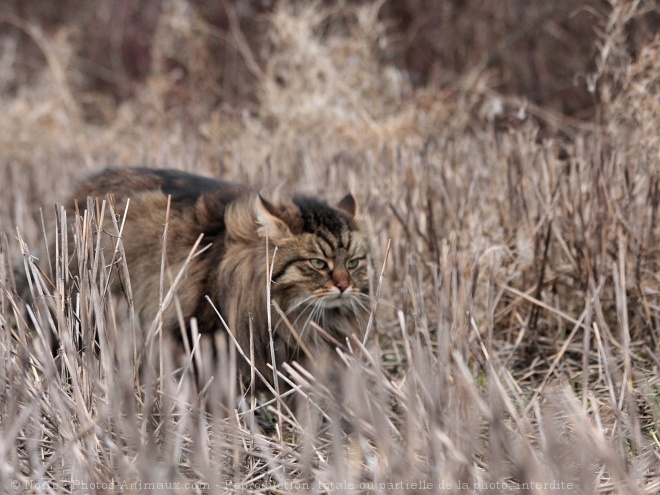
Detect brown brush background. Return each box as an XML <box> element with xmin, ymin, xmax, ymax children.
<box><xmin>0</xmin><ymin>1</ymin><xmax>658</xmax><ymax>494</ymax></box>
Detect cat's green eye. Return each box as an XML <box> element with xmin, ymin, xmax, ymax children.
<box><xmin>310</xmin><ymin>258</ymin><xmax>327</xmax><ymax>270</ymax></box>
<box><xmin>347</xmin><ymin>258</ymin><xmax>359</xmax><ymax>269</ymax></box>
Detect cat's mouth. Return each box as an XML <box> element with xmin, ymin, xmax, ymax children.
<box><xmin>321</xmin><ymin>297</ymin><xmax>348</xmax><ymax>309</ymax></box>
<box><xmin>318</xmin><ymin>288</ymin><xmax>355</xmax><ymax>309</ymax></box>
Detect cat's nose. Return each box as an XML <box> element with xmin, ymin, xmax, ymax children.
<box><xmin>335</xmin><ymin>280</ymin><xmax>349</xmax><ymax>292</ymax></box>
<box><xmin>333</xmin><ymin>270</ymin><xmax>350</xmax><ymax>292</ymax></box>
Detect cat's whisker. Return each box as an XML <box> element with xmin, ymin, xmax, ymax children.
<box><xmin>275</xmin><ymin>297</ymin><xmax>315</xmax><ymax>346</ymax></box>
<box><xmin>284</xmin><ymin>294</ymin><xmax>318</xmax><ymax>317</ymax></box>
<box><xmin>313</xmin><ymin>302</ymin><xmax>323</xmax><ymax>334</ymax></box>
<box><xmin>300</xmin><ymin>302</ymin><xmax>318</xmax><ymax>339</ymax></box>
<box><xmin>283</xmin><ymin>300</ymin><xmax>316</xmax><ymax>347</ymax></box>
<box><xmin>274</xmin><ymin>294</ymin><xmax>317</xmax><ymax>334</ymax></box>
<box><xmin>291</xmin><ymin>300</ymin><xmax>317</xmax><ymax>329</ymax></box>
<box><xmin>276</xmin><ymin>295</ymin><xmax>318</xmax><ymax>332</ymax></box>
<box><xmin>353</xmin><ymin>291</ymin><xmax>372</xmax><ymax>301</ymax></box>
<box><xmin>348</xmin><ymin>294</ymin><xmax>370</xmax><ymax>314</ymax></box>
<box><xmin>317</xmin><ymin>302</ymin><xmax>327</xmax><ymax>347</ymax></box>
<box><xmin>349</xmin><ymin>299</ymin><xmax>362</xmax><ymax>325</ymax></box>
<box><xmin>318</xmin><ymin>306</ymin><xmax>327</xmax><ymax>344</ymax></box>
<box><xmin>315</xmin><ymin>307</ymin><xmax>324</xmax><ymax>348</ymax></box>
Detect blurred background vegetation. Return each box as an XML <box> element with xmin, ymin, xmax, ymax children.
<box><xmin>3</xmin><ymin>0</ymin><xmax>657</xmax><ymax>121</ymax></box>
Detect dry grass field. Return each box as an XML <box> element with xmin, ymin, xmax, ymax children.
<box><xmin>0</xmin><ymin>1</ymin><xmax>659</xmax><ymax>493</ymax></box>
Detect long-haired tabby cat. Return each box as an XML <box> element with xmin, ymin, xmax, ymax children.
<box><xmin>39</xmin><ymin>167</ymin><xmax>371</xmax><ymax>388</ymax></box>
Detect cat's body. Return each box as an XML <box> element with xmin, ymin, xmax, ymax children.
<box><xmin>46</xmin><ymin>167</ymin><xmax>371</xmax><ymax>386</ymax></box>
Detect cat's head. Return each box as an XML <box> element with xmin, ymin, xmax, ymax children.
<box><xmin>254</xmin><ymin>192</ymin><xmax>370</xmax><ymax>321</ymax></box>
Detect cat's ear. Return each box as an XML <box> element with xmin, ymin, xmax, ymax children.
<box><xmin>255</xmin><ymin>193</ymin><xmax>291</xmax><ymax>239</ymax></box>
<box><xmin>336</xmin><ymin>193</ymin><xmax>357</xmax><ymax>218</ymax></box>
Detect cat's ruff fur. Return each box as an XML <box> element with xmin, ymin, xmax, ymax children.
<box><xmin>52</xmin><ymin>167</ymin><xmax>371</xmax><ymax>385</ymax></box>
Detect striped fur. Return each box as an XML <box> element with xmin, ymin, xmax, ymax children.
<box><xmin>61</xmin><ymin>167</ymin><xmax>371</xmax><ymax>386</ymax></box>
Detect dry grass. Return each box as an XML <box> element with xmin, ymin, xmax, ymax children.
<box><xmin>1</xmin><ymin>1</ymin><xmax>659</xmax><ymax>494</ymax></box>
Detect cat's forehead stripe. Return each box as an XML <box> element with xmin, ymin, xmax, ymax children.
<box><xmin>345</xmin><ymin>231</ymin><xmax>353</xmax><ymax>253</ymax></box>
<box><xmin>314</xmin><ymin>231</ymin><xmax>336</xmax><ymax>255</ymax></box>
<box><xmin>341</xmin><ymin>229</ymin><xmax>350</xmax><ymax>251</ymax></box>
<box><xmin>313</xmin><ymin>237</ymin><xmax>332</xmax><ymax>258</ymax></box>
